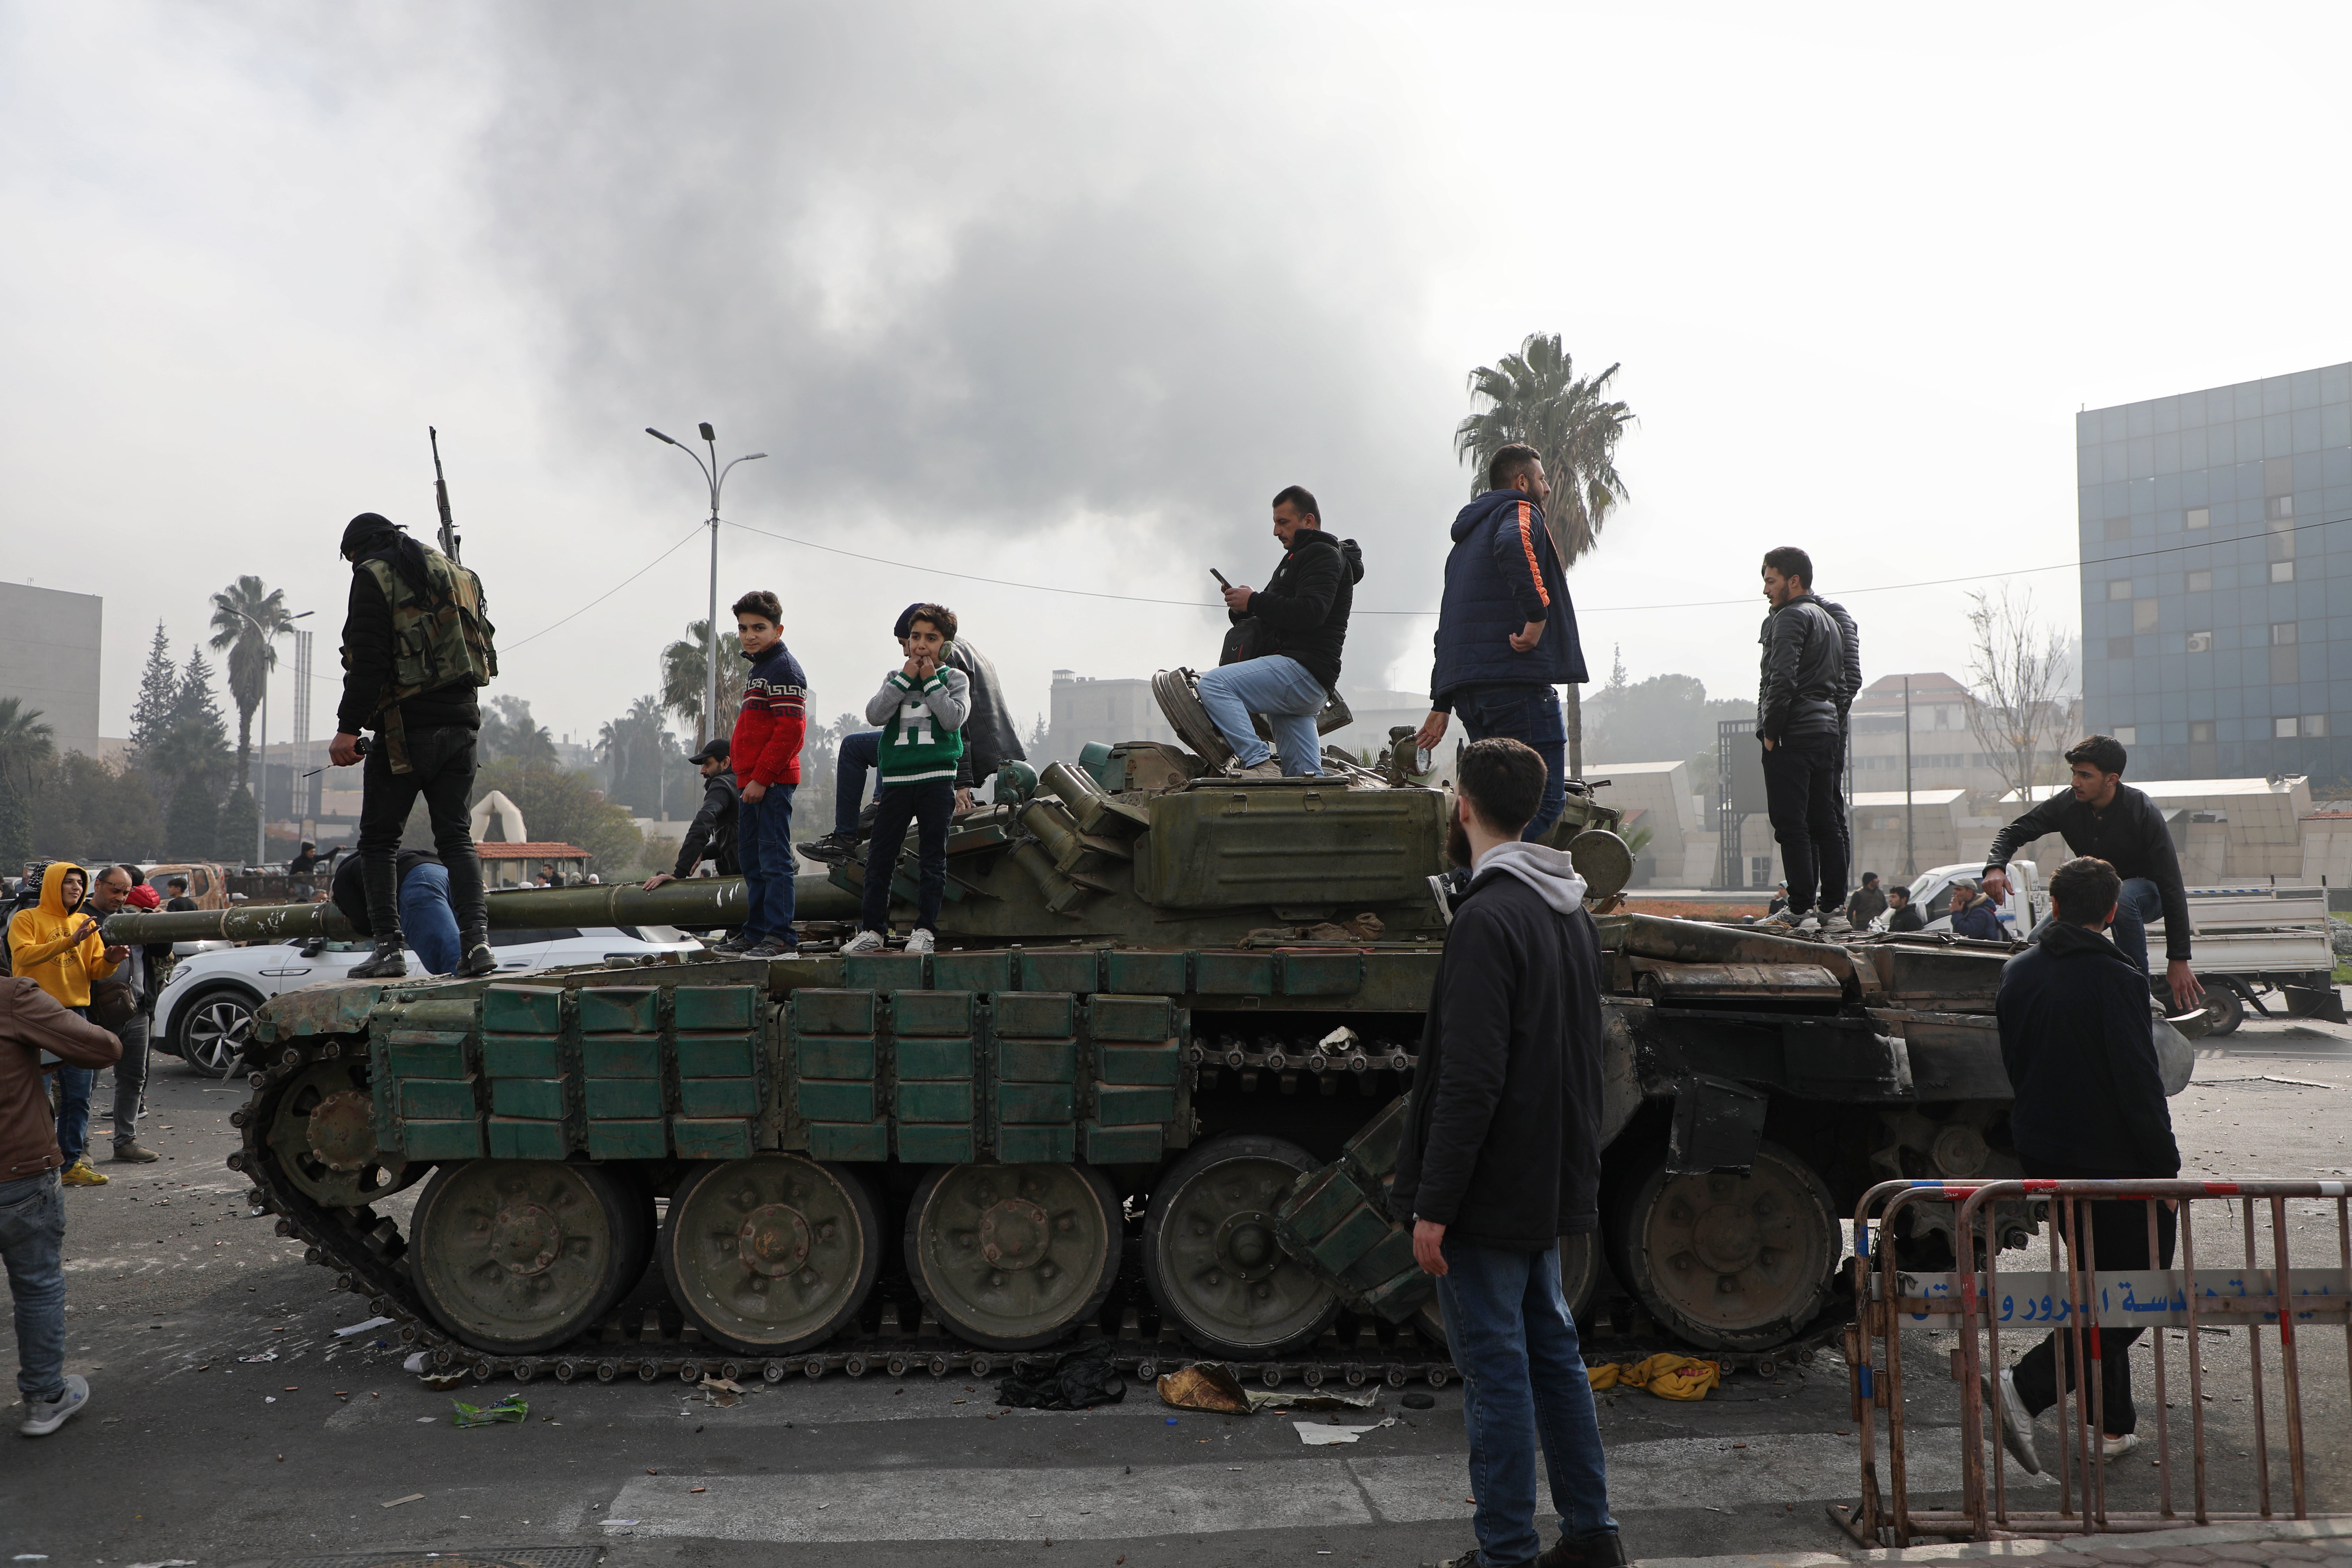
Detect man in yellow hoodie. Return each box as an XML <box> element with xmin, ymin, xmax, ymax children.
<box><xmin>7</xmin><ymin>864</ymin><xmax>125</xmax><ymax>1187</ymax></box>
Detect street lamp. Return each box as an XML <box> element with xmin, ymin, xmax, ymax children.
<box><xmin>646</xmin><ymin>423</ymin><xmax>767</xmax><ymax>746</ymax></box>
<box><xmin>231</xmin><ymin>608</ymin><xmax>315</xmax><ymax>866</ymax></box>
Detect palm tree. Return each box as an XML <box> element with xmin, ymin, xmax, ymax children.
<box><xmin>1454</xmin><ymin>333</ymin><xmax>1634</xmax><ymax>776</ymax></box>
<box><xmin>207</xmin><ymin>575</ymin><xmax>293</xmax><ymax>789</ymax></box>
<box><xmin>598</xmin><ymin>694</ymin><xmax>676</xmax><ymax>816</ymax></box>
<box><xmin>661</xmin><ymin>621</ymin><xmax>747</xmax><ymax>744</ymax></box>
<box><xmin>0</xmin><ymin>698</ymin><xmax>55</xmax><ymax>869</ymax></box>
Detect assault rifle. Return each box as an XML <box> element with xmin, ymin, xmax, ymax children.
<box><xmin>429</xmin><ymin>426</ymin><xmax>461</xmax><ymax>563</ymax></box>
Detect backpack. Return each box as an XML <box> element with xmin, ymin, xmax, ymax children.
<box><xmin>356</xmin><ymin>546</ymin><xmax>498</xmax><ymax>701</ymax></box>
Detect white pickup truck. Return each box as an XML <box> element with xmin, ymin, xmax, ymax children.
<box><xmin>1899</xmin><ymin>861</ymin><xmax>2342</xmax><ymax>1034</ymax></box>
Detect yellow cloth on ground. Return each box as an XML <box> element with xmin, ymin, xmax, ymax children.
<box><xmin>1587</xmin><ymin>1352</ymin><xmax>1721</xmax><ymax>1400</ymax></box>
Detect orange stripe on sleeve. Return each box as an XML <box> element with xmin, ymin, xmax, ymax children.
<box><xmin>1517</xmin><ymin>502</ymin><xmax>1550</xmax><ymax>607</ymax></box>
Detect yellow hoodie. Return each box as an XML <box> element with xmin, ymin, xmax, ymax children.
<box><xmin>8</xmin><ymin>861</ymin><xmax>117</xmax><ymax>1009</ymax></box>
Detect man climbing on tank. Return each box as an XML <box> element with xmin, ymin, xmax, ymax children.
<box><xmin>1979</xmin><ymin>734</ymin><xmax>2203</xmax><ymax>1013</ymax></box>
<box><xmin>802</xmin><ymin>604</ymin><xmax>1026</xmax><ymax>863</ymax></box>
<box><xmin>1414</xmin><ymin>444</ymin><xmax>1587</xmax><ymax>841</ymax></box>
<box><xmin>327</xmin><ymin>511</ymin><xmax>498</xmax><ymax>982</ymax></box>
<box><xmin>1197</xmin><ymin>485</ymin><xmax>1362</xmax><ymax>778</ymax></box>
<box><xmin>644</xmin><ymin>737</ymin><xmax>740</xmax><ymax>888</ymax></box>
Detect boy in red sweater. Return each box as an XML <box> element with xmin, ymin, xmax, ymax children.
<box><xmin>717</xmin><ymin>590</ymin><xmax>808</xmax><ymax>958</ymax></box>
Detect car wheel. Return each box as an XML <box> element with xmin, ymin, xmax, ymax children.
<box><xmin>178</xmin><ymin>985</ymin><xmax>262</xmax><ymax>1077</ymax></box>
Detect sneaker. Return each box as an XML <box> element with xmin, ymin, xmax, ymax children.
<box><xmin>708</xmin><ymin>932</ymin><xmax>757</xmax><ymax>954</ymax></box>
<box><xmin>1819</xmin><ymin>912</ymin><xmax>1854</xmax><ymax>935</ymax></box>
<box><xmin>1537</xmin><ymin>1530</ymin><xmax>1629</xmax><ymax>1568</ymax></box>
<box><xmin>742</xmin><ymin>937</ymin><xmax>797</xmax><ymax>959</ymax></box>
<box><xmin>1982</xmin><ymin>1367</ymin><xmax>2041</xmax><ymax>1475</ymax></box>
<box><xmin>2088</xmin><ymin>1429</ymin><xmax>2141</xmax><ymax>1462</ymax></box>
<box><xmin>20</xmin><ymin>1374</ymin><xmax>89</xmax><ymax>1437</ymax></box>
<box><xmin>60</xmin><ymin>1158</ymin><xmax>108</xmax><ymax>1188</ymax></box>
<box><xmin>1753</xmin><ymin>908</ymin><xmax>1800</xmax><ymax>929</ymax></box>
<box><xmin>840</xmin><ymin>930</ymin><xmax>886</xmax><ymax>956</ymax></box>
<box><xmin>348</xmin><ymin>941</ymin><xmax>408</xmax><ymax>980</ymax></box>
<box><xmin>905</xmin><ymin>929</ymin><xmax>936</xmax><ymax>955</ymax></box>
<box><xmin>110</xmin><ymin>1140</ymin><xmax>160</xmax><ymax>1164</ymax></box>
<box><xmin>1226</xmin><ymin>758</ymin><xmax>1285</xmax><ymax>779</ymax></box>
<box><xmin>799</xmin><ymin>832</ymin><xmax>861</xmax><ymax>865</ymax></box>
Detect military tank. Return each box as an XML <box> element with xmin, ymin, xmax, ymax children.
<box><xmin>106</xmin><ymin>674</ymin><xmax>2168</xmax><ymax>1386</ymax></box>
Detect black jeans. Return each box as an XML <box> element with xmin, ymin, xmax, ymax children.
<box><xmin>2009</xmin><ymin>1160</ymin><xmax>2178</xmax><ymax>1436</ymax></box>
<box><xmin>357</xmin><ymin>723</ymin><xmax>486</xmax><ymax>942</ymax></box>
<box><xmin>1762</xmin><ymin>732</ymin><xmax>1846</xmax><ymax>915</ymax></box>
<box><xmin>859</xmin><ymin>779</ymin><xmax>955</xmax><ymax>934</ymax></box>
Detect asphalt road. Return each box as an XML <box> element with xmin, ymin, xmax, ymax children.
<box><xmin>2</xmin><ymin>1010</ymin><xmax>2346</xmax><ymax>1568</ymax></box>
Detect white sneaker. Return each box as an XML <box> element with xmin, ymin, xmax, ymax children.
<box><xmin>840</xmin><ymin>930</ymin><xmax>886</xmax><ymax>955</ymax></box>
<box><xmin>1226</xmin><ymin>758</ymin><xmax>1284</xmax><ymax>779</ymax></box>
<box><xmin>1820</xmin><ymin>913</ymin><xmax>1854</xmax><ymax>935</ymax></box>
<box><xmin>21</xmin><ymin>1374</ymin><xmax>89</xmax><ymax>1437</ymax></box>
<box><xmin>2088</xmin><ymin>1429</ymin><xmax>2140</xmax><ymax>1462</ymax></box>
<box><xmin>1981</xmin><ymin>1367</ymin><xmax>2040</xmax><ymax>1474</ymax></box>
<box><xmin>905</xmin><ymin>929</ymin><xmax>936</xmax><ymax>955</ymax></box>
<box><xmin>1753</xmin><ymin>908</ymin><xmax>1800</xmax><ymax>929</ymax></box>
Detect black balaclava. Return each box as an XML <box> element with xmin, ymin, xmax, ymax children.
<box><xmin>342</xmin><ymin>512</ymin><xmax>438</xmax><ymax>605</ymax></box>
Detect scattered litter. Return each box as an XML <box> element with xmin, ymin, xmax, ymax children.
<box><xmin>335</xmin><ymin>1316</ymin><xmax>394</xmax><ymax>1338</ymax></box>
<box><xmin>1258</xmin><ymin>1387</ymin><xmax>1376</xmax><ymax>1412</ymax></box>
<box><xmin>690</xmin><ymin>1486</ymin><xmax>707</xmax><ymax>1494</ymax></box>
<box><xmin>14</xmin><ymin>1556</ymin><xmax>51</xmax><ymax>1562</ymax></box>
<box><xmin>451</xmin><ymin>1394</ymin><xmax>529</xmax><ymax>1428</ymax></box>
<box><xmin>419</xmin><ymin>1371</ymin><xmax>470</xmax><ymax>1391</ymax></box>
<box><xmin>402</xmin><ymin>1352</ymin><xmax>430</xmax><ymax>1374</ymax></box>
<box><xmin>699</xmin><ymin>1375</ymin><xmax>744</xmax><ymax>1407</ymax></box>
<box><xmin>237</xmin><ymin>1351</ymin><xmax>279</xmax><ymax>1364</ymax></box>
<box><xmin>125</xmin><ymin>1560</ymin><xmax>195</xmax><ymax>1567</ymax></box>
<box><xmin>1156</xmin><ymin>1363</ymin><xmax>1251</xmax><ymax>1415</ymax></box>
<box><xmin>1587</xmin><ymin>1354</ymin><xmax>1720</xmax><ymax>1401</ymax></box>
<box><xmin>994</xmin><ymin>1343</ymin><xmax>1126</xmax><ymax>1410</ymax></box>
<box><xmin>1294</xmin><ymin>1418</ymin><xmax>1395</xmax><ymax>1446</ymax></box>
<box><xmin>1401</xmin><ymin>1392</ymin><xmax>1435</xmax><ymax>1410</ymax></box>
<box><xmin>381</xmin><ymin>1493</ymin><xmax>425</xmax><ymax>1507</ymax></box>
<box><xmin>264</xmin><ymin>1396</ymin><xmax>276</xmax><ymax>1404</ymax></box>
<box><xmin>416</xmin><ymin>1417</ymin><xmax>435</xmax><ymax>1424</ymax></box>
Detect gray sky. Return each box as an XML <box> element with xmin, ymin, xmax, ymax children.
<box><xmin>6</xmin><ymin>2</ymin><xmax>2348</xmax><ymax>756</ymax></box>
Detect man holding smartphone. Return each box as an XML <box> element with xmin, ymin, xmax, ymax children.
<box><xmin>1197</xmin><ymin>485</ymin><xmax>1362</xmax><ymax>777</ymax></box>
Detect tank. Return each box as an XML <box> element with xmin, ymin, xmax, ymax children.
<box><xmin>108</xmin><ymin>673</ymin><xmax>2159</xmax><ymax>1384</ymax></box>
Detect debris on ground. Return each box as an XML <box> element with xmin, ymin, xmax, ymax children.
<box><xmin>1156</xmin><ymin>1363</ymin><xmax>1251</xmax><ymax>1415</ymax></box>
<box><xmin>1587</xmin><ymin>1353</ymin><xmax>1720</xmax><ymax>1400</ymax></box>
<box><xmin>381</xmin><ymin>1493</ymin><xmax>425</xmax><ymax>1508</ymax></box>
<box><xmin>402</xmin><ymin>1351</ymin><xmax>429</xmax><ymax>1373</ymax></box>
<box><xmin>1401</xmin><ymin>1392</ymin><xmax>1436</xmax><ymax>1409</ymax></box>
<box><xmin>994</xmin><ymin>1343</ymin><xmax>1126</xmax><ymax>1410</ymax></box>
<box><xmin>700</xmin><ymin>1376</ymin><xmax>745</xmax><ymax>1407</ymax></box>
<box><xmin>451</xmin><ymin>1393</ymin><xmax>529</xmax><ymax>1428</ymax></box>
<box><xmin>236</xmin><ymin>1350</ymin><xmax>278</xmax><ymax>1363</ymax></box>
<box><xmin>335</xmin><ymin>1316</ymin><xmax>394</xmax><ymax>1337</ymax></box>
<box><xmin>1294</xmin><ymin>1417</ymin><xmax>1396</xmax><ymax>1445</ymax></box>
<box><xmin>419</xmin><ymin>1371</ymin><xmax>470</xmax><ymax>1390</ymax></box>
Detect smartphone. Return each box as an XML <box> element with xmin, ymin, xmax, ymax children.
<box><xmin>1210</xmin><ymin>568</ymin><xmax>1232</xmax><ymax>589</ymax></box>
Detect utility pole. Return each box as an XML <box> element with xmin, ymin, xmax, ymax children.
<box><xmin>1902</xmin><ymin>674</ymin><xmax>1915</xmax><ymax>881</ymax></box>
<box><xmin>646</xmin><ymin>423</ymin><xmax>767</xmax><ymax>746</ymax></box>
<box><xmin>232</xmin><ymin>608</ymin><xmax>315</xmax><ymax>865</ymax></box>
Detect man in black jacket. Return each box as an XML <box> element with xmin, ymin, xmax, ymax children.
<box><xmin>328</xmin><ymin>512</ymin><xmax>496</xmax><ymax>981</ymax></box>
<box><xmin>1197</xmin><ymin>485</ymin><xmax>1362</xmax><ymax>779</ymax></box>
<box><xmin>1983</xmin><ymin>855</ymin><xmax>2180</xmax><ymax>1473</ymax></box>
<box><xmin>1753</xmin><ymin>546</ymin><xmax>1862</xmax><ymax>934</ymax></box>
<box><xmin>1394</xmin><ymin>738</ymin><xmax>1620</xmax><ymax>1568</ymax></box>
<box><xmin>644</xmin><ymin>738</ymin><xmax>741</xmax><ymax>887</ymax></box>
<box><xmin>1980</xmin><ymin>734</ymin><xmax>2203</xmax><ymax>1012</ymax></box>
<box><xmin>1886</xmin><ymin>884</ymin><xmax>1924</xmax><ymax>931</ymax></box>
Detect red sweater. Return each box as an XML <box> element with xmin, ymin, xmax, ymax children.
<box><xmin>731</xmin><ymin>642</ymin><xmax>808</xmax><ymax>788</ymax></box>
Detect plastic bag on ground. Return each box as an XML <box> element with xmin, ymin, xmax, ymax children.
<box><xmin>451</xmin><ymin>1393</ymin><xmax>528</xmax><ymax>1427</ymax></box>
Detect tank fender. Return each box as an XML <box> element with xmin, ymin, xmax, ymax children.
<box><xmin>253</xmin><ymin>980</ymin><xmax>396</xmax><ymax>1044</ymax></box>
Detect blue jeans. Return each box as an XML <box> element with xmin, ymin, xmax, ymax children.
<box><xmin>54</xmin><ymin>1002</ymin><xmax>92</xmax><ymax>1165</ymax></box>
<box><xmin>0</xmin><ymin>1171</ymin><xmax>67</xmax><ymax>1402</ymax></box>
<box><xmin>399</xmin><ymin>861</ymin><xmax>462</xmax><ymax>975</ymax></box>
<box><xmin>1437</xmin><ymin>1239</ymin><xmax>1615</xmax><ymax>1565</ymax></box>
<box><xmin>834</xmin><ymin>731</ymin><xmax>883</xmax><ymax>834</ymax></box>
<box><xmin>2026</xmin><ymin>875</ymin><xmax>2162</xmax><ymax>974</ymax></box>
<box><xmin>738</xmin><ymin>784</ymin><xmax>799</xmax><ymax>945</ymax></box>
<box><xmin>1196</xmin><ymin>655</ymin><xmax>1325</xmax><ymax>775</ymax></box>
<box><xmin>1449</xmin><ymin>685</ymin><xmax>1568</xmax><ymax>840</ymax></box>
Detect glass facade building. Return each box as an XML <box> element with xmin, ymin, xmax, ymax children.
<box><xmin>2079</xmin><ymin>362</ymin><xmax>2352</xmax><ymax>790</ymax></box>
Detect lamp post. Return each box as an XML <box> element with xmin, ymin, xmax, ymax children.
<box><xmin>231</xmin><ymin>608</ymin><xmax>314</xmax><ymax>866</ymax></box>
<box><xmin>645</xmin><ymin>423</ymin><xmax>767</xmax><ymax>746</ymax></box>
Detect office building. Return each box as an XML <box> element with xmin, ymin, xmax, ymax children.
<box><xmin>2079</xmin><ymin>363</ymin><xmax>2352</xmax><ymax>786</ymax></box>
<box><xmin>0</xmin><ymin>582</ymin><xmax>103</xmax><ymax>759</ymax></box>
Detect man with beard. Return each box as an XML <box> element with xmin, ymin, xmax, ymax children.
<box><xmin>1395</xmin><ymin>738</ymin><xmax>1622</xmax><ymax>1568</ymax></box>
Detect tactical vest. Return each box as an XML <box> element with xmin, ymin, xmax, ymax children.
<box><xmin>356</xmin><ymin>547</ymin><xmax>497</xmax><ymax>701</ymax></box>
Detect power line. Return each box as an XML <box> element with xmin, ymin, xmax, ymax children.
<box><xmin>503</xmin><ymin>524</ymin><xmax>708</xmax><ymax>651</ymax></box>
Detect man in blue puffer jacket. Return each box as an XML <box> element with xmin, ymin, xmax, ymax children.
<box><xmin>1413</xmin><ymin>443</ymin><xmax>1588</xmax><ymax>840</ymax></box>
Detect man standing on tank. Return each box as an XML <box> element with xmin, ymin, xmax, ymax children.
<box><xmin>1752</xmin><ymin>546</ymin><xmax>1862</xmax><ymax>933</ymax></box>
<box><xmin>328</xmin><ymin>512</ymin><xmax>498</xmax><ymax>982</ymax></box>
<box><xmin>1414</xmin><ymin>444</ymin><xmax>1588</xmax><ymax>841</ymax></box>
<box><xmin>1197</xmin><ymin>486</ymin><xmax>1362</xmax><ymax>779</ymax></box>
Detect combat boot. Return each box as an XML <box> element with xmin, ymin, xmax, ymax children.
<box><xmin>455</xmin><ymin>928</ymin><xmax>497</xmax><ymax>979</ymax></box>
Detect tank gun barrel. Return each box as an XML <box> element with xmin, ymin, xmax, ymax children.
<box><xmin>101</xmin><ymin>873</ymin><xmax>858</xmax><ymax>945</ymax></box>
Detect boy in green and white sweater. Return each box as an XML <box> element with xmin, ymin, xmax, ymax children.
<box><xmin>842</xmin><ymin>603</ymin><xmax>970</xmax><ymax>955</ymax></box>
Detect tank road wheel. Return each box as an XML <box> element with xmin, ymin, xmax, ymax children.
<box><xmin>411</xmin><ymin>1161</ymin><xmax>643</xmax><ymax>1354</ymax></box>
<box><xmin>1142</xmin><ymin>1134</ymin><xmax>1340</xmax><ymax>1358</ymax></box>
<box><xmin>904</xmin><ymin>1162</ymin><xmax>1123</xmax><ymax>1352</ymax></box>
<box><xmin>1607</xmin><ymin>1141</ymin><xmax>1840</xmax><ymax>1352</ymax></box>
<box><xmin>262</xmin><ymin>1059</ymin><xmax>418</xmax><ymax>1207</ymax></box>
<box><xmin>659</xmin><ymin>1157</ymin><xmax>883</xmax><ymax>1356</ymax></box>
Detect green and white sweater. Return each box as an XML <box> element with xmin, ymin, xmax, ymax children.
<box><xmin>864</xmin><ymin>663</ymin><xmax>970</xmax><ymax>786</ymax></box>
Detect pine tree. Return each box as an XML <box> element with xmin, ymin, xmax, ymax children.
<box><xmin>146</xmin><ymin>646</ymin><xmax>232</xmax><ymax>812</ymax></box>
<box><xmin>166</xmin><ymin>778</ymin><xmax>218</xmax><ymax>859</ymax></box>
<box><xmin>126</xmin><ymin>621</ymin><xmax>179</xmax><ymax>761</ymax></box>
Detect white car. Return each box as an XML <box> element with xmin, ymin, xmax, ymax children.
<box><xmin>154</xmin><ymin>924</ymin><xmax>702</xmax><ymax>1076</ymax></box>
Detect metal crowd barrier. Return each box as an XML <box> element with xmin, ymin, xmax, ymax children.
<box><xmin>1844</xmin><ymin>1177</ymin><xmax>2351</xmax><ymax>1547</ymax></box>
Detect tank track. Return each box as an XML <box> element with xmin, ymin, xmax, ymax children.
<box><xmin>227</xmin><ymin>1036</ymin><xmax>1836</xmax><ymax>1388</ymax></box>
